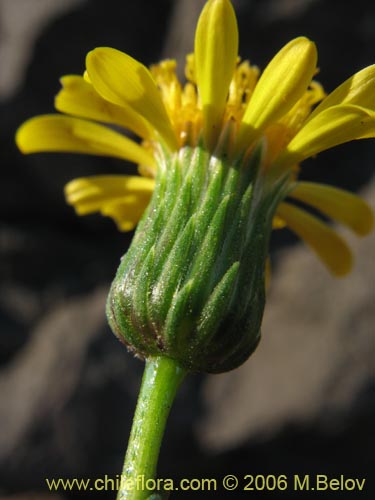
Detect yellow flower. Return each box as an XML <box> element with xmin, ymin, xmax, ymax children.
<box><xmin>16</xmin><ymin>0</ymin><xmax>374</xmax><ymax>276</ymax></box>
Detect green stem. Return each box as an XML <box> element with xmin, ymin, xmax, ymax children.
<box><xmin>117</xmin><ymin>356</ymin><xmax>186</xmax><ymax>500</ymax></box>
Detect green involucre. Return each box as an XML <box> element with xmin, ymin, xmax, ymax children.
<box><xmin>107</xmin><ymin>145</ymin><xmax>288</xmax><ymax>373</ymax></box>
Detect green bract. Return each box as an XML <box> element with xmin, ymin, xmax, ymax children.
<box><xmin>107</xmin><ymin>145</ymin><xmax>288</xmax><ymax>373</ymax></box>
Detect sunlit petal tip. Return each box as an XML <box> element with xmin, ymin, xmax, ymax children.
<box><xmin>64</xmin><ymin>177</ymin><xmax>100</xmax><ymax>202</ymax></box>
<box><xmin>15</xmin><ymin>119</ymin><xmax>32</xmax><ymax>154</ymax></box>
<box><xmin>83</xmin><ymin>70</ymin><xmax>91</xmax><ymax>83</ymax></box>
<box><xmin>16</xmin><ymin>115</ymin><xmax>57</xmax><ymax>154</ymax></box>
<box><xmin>64</xmin><ymin>177</ymin><xmax>84</xmax><ymax>196</ymax></box>
<box><xmin>86</xmin><ymin>47</ymin><xmax>177</xmax><ymax>150</ymax></box>
<box><xmin>194</xmin><ymin>0</ymin><xmax>238</xmax><ymax>148</ymax></box>
<box><xmin>58</xmin><ymin>75</ymin><xmax>72</xmax><ymax>87</ymax></box>
<box><xmin>307</xmin><ymin>64</ymin><xmax>375</xmax><ymax>121</ymax></box>
<box><xmin>277</xmin><ymin>202</ymin><xmax>353</xmax><ymax>276</ymax></box>
<box><xmin>238</xmin><ymin>37</ymin><xmax>317</xmax><ymax>150</ymax></box>
<box><xmin>275</xmin><ymin>105</ymin><xmax>375</xmax><ymax>170</ymax></box>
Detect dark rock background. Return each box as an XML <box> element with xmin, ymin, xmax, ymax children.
<box><xmin>0</xmin><ymin>0</ymin><xmax>374</xmax><ymax>499</ymax></box>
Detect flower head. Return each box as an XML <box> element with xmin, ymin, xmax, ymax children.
<box><xmin>16</xmin><ymin>0</ymin><xmax>374</xmax><ymax>371</ymax></box>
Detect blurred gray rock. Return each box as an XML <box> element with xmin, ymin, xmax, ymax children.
<box><xmin>0</xmin><ymin>288</ymin><xmax>107</xmax><ymax>462</ymax></box>
<box><xmin>0</xmin><ymin>0</ymin><xmax>85</xmax><ymax>101</ymax></box>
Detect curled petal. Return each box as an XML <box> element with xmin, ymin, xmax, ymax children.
<box><xmin>289</xmin><ymin>182</ymin><xmax>374</xmax><ymax>236</ymax></box>
<box><xmin>86</xmin><ymin>47</ymin><xmax>177</xmax><ymax>150</ymax></box>
<box><xmin>275</xmin><ymin>105</ymin><xmax>375</xmax><ymax>170</ymax></box>
<box><xmin>16</xmin><ymin>115</ymin><xmax>155</xmax><ymax>167</ymax></box>
<box><xmin>65</xmin><ymin>175</ymin><xmax>155</xmax><ymax>231</ymax></box>
<box><xmin>194</xmin><ymin>0</ymin><xmax>239</xmax><ymax>149</ymax></box>
<box><xmin>307</xmin><ymin>65</ymin><xmax>375</xmax><ymax>122</ymax></box>
<box><xmin>277</xmin><ymin>202</ymin><xmax>353</xmax><ymax>276</ymax></box>
<box><xmin>55</xmin><ymin>75</ymin><xmax>152</xmax><ymax>139</ymax></box>
<box><xmin>238</xmin><ymin>37</ymin><xmax>317</xmax><ymax>150</ymax></box>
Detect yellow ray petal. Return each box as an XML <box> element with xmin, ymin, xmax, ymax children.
<box><xmin>194</xmin><ymin>0</ymin><xmax>238</xmax><ymax>149</ymax></box>
<box><xmin>65</xmin><ymin>175</ymin><xmax>155</xmax><ymax>231</ymax></box>
<box><xmin>55</xmin><ymin>75</ymin><xmax>152</xmax><ymax>139</ymax></box>
<box><xmin>307</xmin><ymin>65</ymin><xmax>375</xmax><ymax>122</ymax></box>
<box><xmin>275</xmin><ymin>104</ymin><xmax>375</xmax><ymax>170</ymax></box>
<box><xmin>237</xmin><ymin>37</ymin><xmax>317</xmax><ymax>151</ymax></box>
<box><xmin>101</xmin><ymin>200</ymin><xmax>149</xmax><ymax>231</ymax></box>
<box><xmin>86</xmin><ymin>47</ymin><xmax>177</xmax><ymax>150</ymax></box>
<box><xmin>272</xmin><ymin>214</ymin><xmax>287</xmax><ymax>229</ymax></box>
<box><xmin>16</xmin><ymin>115</ymin><xmax>155</xmax><ymax>167</ymax></box>
<box><xmin>83</xmin><ymin>70</ymin><xmax>91</xmax><ymax>83</ymax></box>
<box><xmin>65</xmin><ymin>175</ymin><xmax>155</xmax><ymax>204</ymax></box>
<box><xmin>289</xmin><ymin>181</ymin><xmax>374</xmax><ymax>236</ymax></box>
<box><xmin>276</xmin><ymin>202</ymin><xmax>352</xmax><ymax>276</ymax></box>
